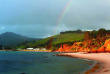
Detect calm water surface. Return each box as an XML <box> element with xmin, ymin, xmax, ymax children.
<box><xmin>0</xmin><ymin>51</ymin><xmax>94</xmax><ymax>74</ymax></box>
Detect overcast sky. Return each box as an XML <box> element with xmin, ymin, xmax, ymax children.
<box><xmin>0</xmin><ymin>0</ymin><xmax>110</xmax><ymax>38</ymax></box>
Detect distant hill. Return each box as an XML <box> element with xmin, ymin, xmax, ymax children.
<box><xmin>18</xmin><ymin>33</ymin><xmax>84</xmax><ymax>49</ymax></box>
<box><xmin>0</xmin><ymin>32</ymin><xmax>40</xmax><ymax>47</ymax></box>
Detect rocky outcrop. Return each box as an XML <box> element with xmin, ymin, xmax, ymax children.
<box><xmin>98</xmin><ymin>39</ymin><xmax>110</xmax><ymax>52</ymax></box>
<box><xmin>57</xmin><ymin>44</ymin><xmax>72</xmax><ymax>52</ymax></box>
<box><xmin>56</xmin><ymin>38</ymin><xmax>110</xmax><ymax>53</ymax></box>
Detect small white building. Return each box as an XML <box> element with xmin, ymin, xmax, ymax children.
<box><xmin>27</xmin><ymin>48</ymin><xmax>34</xmax><ymax>50</ymax></box>
<box><xmin>42</xmin><ymin>48</ymin><xmax>46</xmax><ymax>50</ymax></box>
<box><xmin>33</xmin><ymin>48</ymin><xmax>40</xmax><ymax>50</ymax></box>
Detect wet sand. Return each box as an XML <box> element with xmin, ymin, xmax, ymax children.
<box><xmin>58</xmin><ymin>53</ymin><xmax>110</xmax><ymax>74</ymax></box>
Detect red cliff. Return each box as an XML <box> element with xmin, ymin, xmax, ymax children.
<box><xmin>56</xmin><ymin>38</ymin><xmax>110</xmax><ymax>53</ymax></box>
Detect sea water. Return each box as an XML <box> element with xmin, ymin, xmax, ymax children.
<box><xmin>0</xmin><ymin>51</ymin><xmax>94</xmax><ymax>74</ymax></box>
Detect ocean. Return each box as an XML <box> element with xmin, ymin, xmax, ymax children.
<box><xmin>0</xmin><ymin>51</ymin><xmax>95</xmax><ymax>74</ymax></box>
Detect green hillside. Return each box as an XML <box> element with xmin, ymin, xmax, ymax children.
<box><xmin>53</xmin><ymin>33</ymin><xmax>84</xmax><ymax>44</ymax></box>
<box><xmin>18</xmin><ymin>33</ymin><xmax>84</xmax><ymax>49</ymax></box>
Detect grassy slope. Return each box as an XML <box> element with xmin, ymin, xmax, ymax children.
<box><xmin>53</xmin><ymin>33</ymin><xmax>84</xmax><ymax>44</ymax></box>
<box><xmin>18</xmin><ymin>33</ymin><xmax>84</xmax><ymax>49</ymax></box>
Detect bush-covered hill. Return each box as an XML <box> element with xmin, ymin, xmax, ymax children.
<box><xmin>0</xmin><ymin>32</ymin><xmax>40</xmax><ymax>47</ymax></box>
<box><xmin>56</xmin><ymin>28</ymin><xmax>110</xmax><ymax>52</ymax></box>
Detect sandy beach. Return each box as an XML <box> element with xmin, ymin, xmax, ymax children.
<box><xmin>59</xmin><ymin>53</ymin><xmax>110</xmax><ymax>74</ymax></box>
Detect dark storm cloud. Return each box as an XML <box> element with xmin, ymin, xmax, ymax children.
<box><xmin>0</xmin><ymin>0</ymin><xmax>67</xmax><ymax>25</ymax></box>
<box><xmin>0</xmin><ymin>0</ymin><xmax>110</xmax><ymax>38</ymax></box>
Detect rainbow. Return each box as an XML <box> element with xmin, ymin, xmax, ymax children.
<box><xmin>54</xmin><ymin>0</ymin><xmax>73</xmax><ymax>35</ymax></box>
<box><xmin>50</xmin><ymin>0</ymin><xmax>73</xmax><ymax>49</ymax></box>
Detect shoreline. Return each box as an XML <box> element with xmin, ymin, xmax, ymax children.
<box><xmin>57</xmin><ymin>53</ymin><xmax>110</xmax><ymax>74</ymax></box>
<box><xmin>0</xmin><ymin>50</ymin><xmax>51</xmax><ymax>52</ymax></box>
<box><xmin>84</xmin><ymin>62</ymin><xmax>101</xmax><ymax>74</ymax></box>
<box><xmin>19</xmin><ymin>50</ymin><xmax>51</xmax><ymax>52</ymax></box>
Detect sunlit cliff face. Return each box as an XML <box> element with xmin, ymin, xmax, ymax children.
<box><xmin>57</xmin><ymin>38</ymin><xmax>110</xmax><ymax>53</ymax></box>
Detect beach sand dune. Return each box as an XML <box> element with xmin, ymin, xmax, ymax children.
<box><xmin>60</xmin><ymin>53</ymin><xmax>110</xmax><ymax>74</ymax></box>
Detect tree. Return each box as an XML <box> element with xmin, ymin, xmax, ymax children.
<box><xmin>89</xmin><ymin>31</ymin><xmax>94</xmax><ymax>39</ymax></box>
<box><xmin>84</xmin><ymin>31</ymin><xmax>90</xmax><ymax>41</ymax></box>
<box><xmin>46</xmin><ymin>37</ymin><xmax>53</xmax><ymax>49</ymax></box>
<box><xmin>0</xmin><ymin>45</ymin><xmax>3</xmax><ymax>50</ymax></box>
<box><xmin>97</xmin><ymin>28</ymin><xmax>106</xmax><ymax>38</ymax></box>
<box><xmin>76</xmin><ymin>29</ymin><xmax>82</xmax><ymax>33</ymax></box>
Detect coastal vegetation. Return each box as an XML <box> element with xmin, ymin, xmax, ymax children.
<box><xmin>56</xmin><ymin>28</ymin><xmax>110</xmax><ymax>52</ymax></box>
